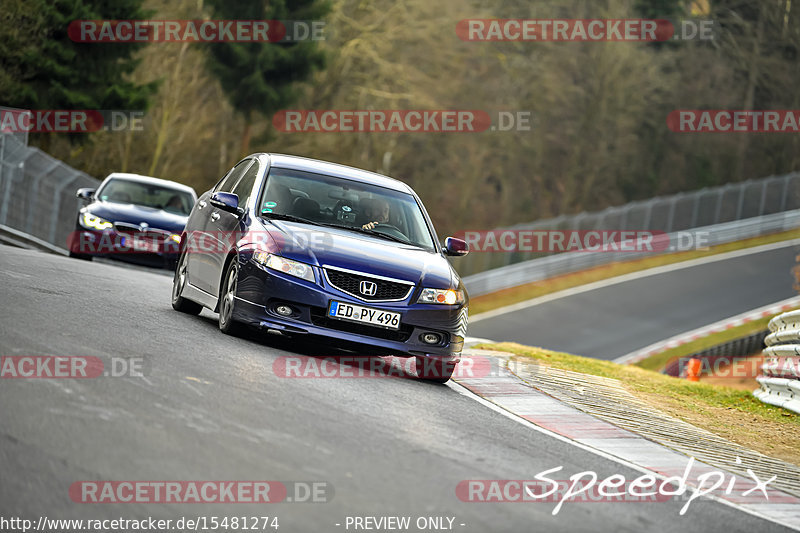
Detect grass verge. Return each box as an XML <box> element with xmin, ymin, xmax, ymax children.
<box><xmin>468</xmin><ymin>229</ymin><xmax>800</xmax><ymax>316</ymax></box>
<box><xmin>476</xmin><ymin>342</ymin><xmax>800</xmax><ymax>466</ymax></box>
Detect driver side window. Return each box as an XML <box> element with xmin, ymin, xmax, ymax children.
<box><xmin>214</xmin><ymin>159</ymin><xmax>251</xmax><ymax>193</ymax></box>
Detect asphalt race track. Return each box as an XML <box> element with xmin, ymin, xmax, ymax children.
<box><xmin>0</xmin><ymin>244</ymin><xmax>792</xmax><ymax>532</ymax></box>
<box><xmin>469</xmin><ymin>244</ymin><xmax>799</xmax><ymax>360</ymax></box>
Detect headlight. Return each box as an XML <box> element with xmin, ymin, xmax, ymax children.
<box><xmin>79</xmin><ymin>212</ymin><xmax>113</xmax><ymax>230</ymax></box>
<box><xmin>417</xmin><ymin>288</ymin><xmax>465</xmax><ymax>305</ymax></box>
<box><xmin>169</xmin><ymin>234</ymin><xmax>181</xmax><ymax>244</ymax></box>
<box><xmin>253</xmin><ymin>252</ymin><xmax>315</xmax><ymax>282</ymax></box>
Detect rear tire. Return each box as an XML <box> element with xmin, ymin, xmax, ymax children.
<box><xmin>219</xmin><ymin>259</ymin><xmax>245</xmax><ymax>336</ymax></box>
<box><xmin>68</xmin><ymin>251</ymin><xmax>92</xmax><ymax>261</ymax></box>
<box><xmin>172</xmin><ymin>251</ymin><xmax>203</xmax><ymax>315</ymax></box>
<box><xmin>415</xmin><ymin>356</ymin><xmax>455</xmax><ymax>383</ymax></box>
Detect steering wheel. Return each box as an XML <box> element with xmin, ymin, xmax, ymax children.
<box><xmin>370</xmin><ymin>223</ymin><xmax>409</xmax><ymax>240</ymax></box>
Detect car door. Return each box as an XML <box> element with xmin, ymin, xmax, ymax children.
<box><xmin>189</xmin><ymin>159</ymin><xmax>252</xmax><ymax>294</ymax></box>
<box><xmin>207</xmin><ymin>159</ymin><xmax>261</xmax><ymax>297</ymax></box>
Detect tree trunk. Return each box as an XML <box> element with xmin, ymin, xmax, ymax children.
<box><xmin>736</xmin><ymin>4</ymin><xmax>765</xmax><ymax>180</ymax></box>
<box><xmin>240</xmin><ymin>119</ymin><xmax>252</xmax><ymax>159</ymax></box>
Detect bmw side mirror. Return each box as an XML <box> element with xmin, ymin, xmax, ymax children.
<box><xmin>209</xmin><ymin>192</ymin><xmax>244</xmax><ymax>216</ymax></box>
<box><xmin>76</xmin><ymin>188</ymin><xmax>95</xmax><ymax>202</ymax></box>
<box><xmin>444</xmin><ymin>237</ymin><xmax>468</xmax><ymax>257</ymax></box>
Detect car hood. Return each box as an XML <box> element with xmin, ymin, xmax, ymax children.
<box><xmin>255</xmin><ymin>219</ymin><xmax>456</xmax><ymax>288</ymax></box>
<box><xmin>88</xmin><ymin>202</ymin><xmax>188</xmax><ymax>233</ymax></box>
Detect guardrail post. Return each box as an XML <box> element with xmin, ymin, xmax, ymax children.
<box><xmin>48</xmin><ymin>170</ymin><xmax>80</xmax><ymax>244</ymax></box>
<box><xmin>25</xmin><ymin>159</ymin><xmax>60</xmax><ymax>235</ymax></box>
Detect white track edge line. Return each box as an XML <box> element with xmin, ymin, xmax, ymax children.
<box><xmin>469</xmin><ymin>239</ymin><xmax>800</xmax><ymax>324</ymax></box>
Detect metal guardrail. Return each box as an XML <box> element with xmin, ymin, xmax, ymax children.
<box><xmin>754</xmin><ymin>310</ymin><xmax>800</xmax><ymax>414</ymax></box>
<box><xmin>662</xmin><ymin>329</ymin><xmax>768</xmax><ymax>377</ymax></box>
<box><xmin>0</xmin><ymin>129</ymin><xmax>99</xmax><ymax>252</ymax></box>
<box><xmin>453</xmin><ymin>171</ymin><xmax>800</xmax><ymax>278</ymax></box>
<box><xmin>462</xmin><ymin>209</ymin><xmax>800</xmax><ymax>297</ymax></box>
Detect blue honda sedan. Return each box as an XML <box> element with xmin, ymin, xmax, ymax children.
<box><xmin>171</xmin><ymin>154</ymin><xmax>469</xmax><ymax>382</ymax></box>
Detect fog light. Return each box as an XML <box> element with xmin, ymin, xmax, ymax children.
<box><xmin>421</xmin><ymin>332</ymin><xmax>442</xmax><ymax>345</ymax></box>
<box><xmin>275</xmin><ymin>305</ymin><xmax>293</xmax><ymax>316</ymax></box>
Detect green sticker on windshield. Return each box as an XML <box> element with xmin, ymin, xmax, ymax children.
<box><xmin>261</xmin><ymin>201</ymin><xmax>277</xmax><ymax>214</ymax></box>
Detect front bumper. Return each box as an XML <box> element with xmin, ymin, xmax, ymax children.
<box><xmin>68</xmin><ymin>229</ymin><xmax>181</xmax><ymax>268</ymax></box>
<box><xmin>232</xmin><ymin>258</ymin><xmax>467</xmax><ymax>360</ymax></box>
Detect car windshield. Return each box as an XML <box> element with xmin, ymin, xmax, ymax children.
<box><xmin>97</xmin><ymin>178</ymin><xmax>195</xmax><ymax>216</ymax></box>
<box><xmin>259</xmin><ymin>168</ymin><xmax>436</xmax><ymax>251</ymax></box>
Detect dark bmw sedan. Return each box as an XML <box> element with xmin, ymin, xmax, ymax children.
<box><xmin>67</xmin><ymin>173</ymin><xmax>197</xmax><ymax>269</ymax></box>
<box><xmin>171</xmin><ymin>153</ymin><xmax>469</xmax><ymax>382</ymax></box>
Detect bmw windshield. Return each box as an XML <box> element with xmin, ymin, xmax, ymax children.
<box><xmin>259</xmin><ymin>168</ymin><xmax>437</xmax><ymax>252</ymax></box>
<box><xmin>97</xmin><ymin>178</ymin><xmax>195</xmax><ymax>216</ymax></box>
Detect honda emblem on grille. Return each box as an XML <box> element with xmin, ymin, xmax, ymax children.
<box><xmin>359</xmin><ymin>280</ymin><xmax>377</xmax><ymax>296</ymax></box>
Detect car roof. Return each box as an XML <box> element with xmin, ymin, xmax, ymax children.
<box><xmin>103</xmin><ymin>172</ymin><xmax>197</xmax><ymax>197</ymax></box>
<box><xmin>262</xmin><ymin>153</ymin><xmax>414</xmax><ymax>194</ymax></box>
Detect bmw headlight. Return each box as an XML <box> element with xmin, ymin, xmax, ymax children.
<box><xmin>417</xmin><ymin>288</ymin><xmax>465</xmax><ymax>305</ymax></box>
<box><xmin>80</xmin><ymin>212</ymin><xmax>113</xmax><ymax>230</ymax></box>
<box><xmin>253</xmin><ymin>252</ymin><xmax>315</xmax><ymax>282</ymax></box>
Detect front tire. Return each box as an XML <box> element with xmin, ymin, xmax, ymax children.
<box><xmin>68</xmin><ymin>251</ymin><xmax>92</xmax><ymax>261</ymax></box>
<box><xmin>172</xmin><ymin>251</ymin><xmax>203</xmax><ymax>315</ymax></box>
<box><xmin>218</xmin><ymin>259</ymin><xmax>245</xmax><ymax>336</ymax></box>
<box><xmin>415</xmin><ymin>356</ymin><xmax>456</xmax><ymax>383</ymax></box>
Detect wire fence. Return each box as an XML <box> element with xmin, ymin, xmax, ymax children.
<box><xmin>451</xmin><ymin>172</ymin><xmax>800</xmax><ymax>278</ymax></box>
<box><xmin>0</xmin><ymin>128</ymin><xmax>99</xmax><ymax>251</ymax></box>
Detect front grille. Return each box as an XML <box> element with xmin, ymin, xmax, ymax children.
<box><xmin>325</xmin><ymin>268</ymin><xmax>413</xmax><ymax>302</ymax></box>
<box><xmin>114</xmin><ymin>223</ymin><xmax>171</xmax><ymax>241</ymax></box>
<box><xmin>310</xmin><ymin>307</ymin><xmax>412</xmax><ymax>342</ymax></box>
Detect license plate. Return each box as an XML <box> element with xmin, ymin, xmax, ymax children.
<box><xmin>328</xmin><ymin>301</ymin><xmax>401</xmax><ymax>330</ymax></box>
<box><xmin>132</xmin><ymin>237</ymin><xmax>159</xmax><ymax>253</ymax></box>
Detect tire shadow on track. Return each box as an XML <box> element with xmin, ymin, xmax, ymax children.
<box><xmin>171</xmin><ymin>307</ymin><xmax>434</xmax><ymax>384</ymax></box>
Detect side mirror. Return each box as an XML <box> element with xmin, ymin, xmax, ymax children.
<box><xmin>209</xmin><ymin>192</ymin><xmax>243</xmax><ymax>215</ymax></box>
<box><xmin>76</xmin><ymin>188</ymin><xmax>95</xmax><ymax>201</ymax></box>
<box><xmin>444</xmin><ymin>237</ymin><xmax>469</xmax><ymax>257</ymax></box>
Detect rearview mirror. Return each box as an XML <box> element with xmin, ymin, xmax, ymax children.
<box><xmin>444</xmin><ymin>237</ymin><xmax>469</xmax><ymax>257</ymax></box>
<box><xmin>76</xmin><ymin>188</ymin><xmax>95</xmax><ymax>201</ymax></box>
<box><xmin>209</xmin><ymin>192</ymin><xmax>243</xmax><ymax>216</ymax></box>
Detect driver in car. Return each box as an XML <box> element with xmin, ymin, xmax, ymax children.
<box><xmin>361</xmin><ymin>198</ymin><xmax>390</xmax><ymax>230</ymax></box>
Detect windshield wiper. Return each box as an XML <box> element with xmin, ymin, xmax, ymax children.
<box><xmin>321</xmin><ymin>223</ymin><xmax>412</xmax><ymax>245</ymax></box>
<box><xmin>260</xmin><ymin>212</ymin><xmax>324</xmax><ymax>226</ymax></box>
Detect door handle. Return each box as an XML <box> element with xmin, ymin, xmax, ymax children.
<box><xmin>198</xmin><ymin>200</ymin><xmax>207</xmax><ymax>209</ymax></box>
<box><xmin>210</xmin><ymin>212</ymin><xmax>220</xmax><ymax>222</ymax></box>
